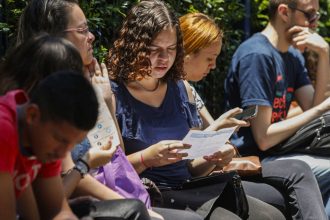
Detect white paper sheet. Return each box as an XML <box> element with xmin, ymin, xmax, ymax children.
<box><xmin>181</xmin><ymin>127</ymin><xmax>236</xmax><ymax>159</ymax></box>
<box><xmin>87</xmin><ymin>86</ymin><xmax>120</xmax><ymax>149</ymax></box>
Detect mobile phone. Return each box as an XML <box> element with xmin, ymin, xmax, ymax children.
<box><xmin>234</xmin><ymin>106</ymin><xmax>258</xmax><ymax>120</ymax></box>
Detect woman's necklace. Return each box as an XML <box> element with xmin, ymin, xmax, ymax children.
<box><xmin>134</xmin><ymin>79</ymin><xmax>160</xmax><ymax>92</ymax></box>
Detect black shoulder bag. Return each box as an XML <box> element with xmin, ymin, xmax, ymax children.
<box><xmin>267</xmin><ymin>112</ymin><xmax>330</xmax><ymax>156</ymax></box>
<box><xmin>156</xmin><ymin>171</ymin><xmax>249</xmax><ymax>220</ymax></box>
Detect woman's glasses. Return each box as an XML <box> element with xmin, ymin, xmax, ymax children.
<box><xmin>64</xmin><ymin>26</ymin><xmax>90</xmax><ymax>36</ymax></box>
<box><xmin>288</xmin><ymin>3</ymin><xmax>320</xmax><ymax>24</ymax></box>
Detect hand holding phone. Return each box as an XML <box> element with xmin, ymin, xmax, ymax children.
<box><xmin>234</xmin><ymin>106</ymin><xmax>258</xmax><ymax>120</ymax></box>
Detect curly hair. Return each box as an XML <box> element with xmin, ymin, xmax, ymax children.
<box><xmin>107</xmin><ymin>0</ymin><xmax>185</xmax><ymax>83</ymax></box>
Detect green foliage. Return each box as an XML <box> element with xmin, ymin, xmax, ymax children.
<box><xmin>79</xmin><ymin>0</ymin><xmax>138</xmax><ymax>62</ymax></box>
<box><xmin>318</xmin><ymin>0</ymin><xmax>330</xmax><ymax>43</ymax></box>
<box><xmin>1</xmin><ymin>0</ymin><xmax>329</xmax><ymax>116</ymax></box>
<box><xmin>1</xmin><ymin>0</ymin><xmax>26</xmax><ymax>37</ymax></box>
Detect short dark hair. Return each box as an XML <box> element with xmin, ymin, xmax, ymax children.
<box><xmin>30</xmin><ymin>71</ymin><xmax>98</xmax><ymax>131</ymax></box>
<box><xmin>17</xmin><ymin>0</ymin><xmax>78</xmax><ymax>45</ymax></box>
<box><xmin>107</xmin><ymin>0</ymin><xmax>185</xmax><ymax>83</ymax></box>
<box><xmin>0</xmin><ymin>33</ymin><xmax>83</xmax><ymax>95</ymax></box>
<box><xmin>269</xmin><ymin>0</ymin><xmax>298</xmax><ymax>20</ymax></box>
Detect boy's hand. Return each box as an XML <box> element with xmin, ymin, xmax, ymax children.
<box><xmin>82</xmin><ymin>139</ymin><xmax>117</xmax><ymax>169</ymax></box>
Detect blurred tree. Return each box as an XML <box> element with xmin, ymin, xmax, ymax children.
<box><xmin>0</xmin><ymin>0</ymin><xmax>329</xmax><ymax>116</ymax></box>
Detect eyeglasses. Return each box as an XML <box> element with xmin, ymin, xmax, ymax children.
<box><xmin>64</xmin><ymin>26</ymin><xmax>90</xmax><ymax>35</ymax></box>
<box><xmin>288</xmin><ymin>3</ymin><xmax>321</xmax><ymax>24</ymax></box>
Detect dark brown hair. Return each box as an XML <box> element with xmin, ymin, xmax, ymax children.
<box><xmin>0</xmin><ymin>33</ymin><xmax>83</xmax><ymax>95</ymax></box>
<box><xmin>16</xmin><ymin>0</ymin><xmax>78</xmax><ymax>45</ymax></box>
<box><xmin>107</xmin><ymin>0</ymin><xmax>185</xmax><ymax>83</ymax></box>
<box><xmin>269</xmin><ymin>0</ymin><xmax>298</xmax><ymax>20</ymax></box>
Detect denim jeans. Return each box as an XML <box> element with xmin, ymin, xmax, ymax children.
<box><xmin>244</xmin><ymin>159</ymin><xmax>327</xmax><ymax>220</ymax></box>
<box><xmin>264</xmin><ymin>154</ymin><xmax>330</xmax><ymax>219</ymax></box>
<box><xmin>71</xmin><ymin>138</ymin><xmax>91</xmax><ymax>162</ymax></box>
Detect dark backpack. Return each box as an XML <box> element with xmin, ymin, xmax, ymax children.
<box><xmin>267</xmin><ymin>112</ymin><xmax>330</xmax><ymax>156</ymax></box>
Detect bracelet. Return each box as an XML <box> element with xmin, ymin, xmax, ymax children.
<box><xmin>73</xmin><ymin>166</ymin><xmax>85</xmax><ymax>178</ymax></box>
<box><xmin>61</xmin><ymin>168</ymin><xmax>73</xmax><ymax>178</ymax></box>
<box><xmin>140</xmin><ymin>152</ymin><xmax>149</xmax><ymax>168</ymax></box>
<box><xmin>78</xmin><ymin>157</ymin><xmax>90</xmax><ymax>172</ymax></box>
<box><xmin>61</xmin><ymin>167</ymin><xmax>85</xmax><ymax>178</ymax></box>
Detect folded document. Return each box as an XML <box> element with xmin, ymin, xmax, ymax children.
<box><xmin>182</xmin><ymin>127</ymin><xmax>236</xmax><ymax>159</ymax></box>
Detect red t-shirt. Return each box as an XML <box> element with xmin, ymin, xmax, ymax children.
<box><xmin>0</xmin><ymin>90</ymin><xmax>61</xmax><ymax>197</ymax></box>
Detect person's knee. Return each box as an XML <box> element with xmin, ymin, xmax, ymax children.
<box><xmin>272</xmin><ymin>159</ymin><xmax>316</xmax><ymax>181</ymax></box>
<box><xmin>250</xmin><ymin>208</ymin><xmax>285</xmax><ymax>220</ymax></box>
<box><xmin>284</xmin><ymin>159</ymin><xmax>311</xmax><ymax>173</ymax></box>
<box><xmin>325</xmin><ymin>200</ymin><xmax>330</xmax><ymax>219</ymax></box>
<box><xmin>247</xmin><ymin>196</ymin><xmax>285</xmax><ymax>220</ymax></box>
<box><xmin>90</xmin><ymin>199</ymin><xmax>150</xmax><ymax>220</ymax></box>
<box><xmin>288</xmin><ymin>159</ymin><xmax>321</xmax><ymax>186</ymax></box>
<box><xmin>289</xmin><ymin>159</ymin><xmax>330</xmax><ymax>190</ymax></box>
<box><xmin>208</xmin><ymin>207</ymin><xmax>241</xmax><ymax>220</ymax></box>
<box><xmin>122</xmin><ymin>199</ymin><xmax>149</xmax><ymax>214</ymax></box>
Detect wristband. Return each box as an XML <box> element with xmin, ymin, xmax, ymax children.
<box><xmin>61</xmin><ymin>168</ymin><xmax>73</xmax><ymax>178</ymax></box>
<box><xmin>73</xmin><ymin>160</ymin><xmax>89</xmax><ymax>178</ymax></box>
<box><xmin>140</xmin><ymin>152</ymin><xmax>150</xmax><ymax>168</ymax></box>
<box><xmin>78</xmin><ymin>157</ymin><xmax>90</xmax><ymax>172</ymax></box>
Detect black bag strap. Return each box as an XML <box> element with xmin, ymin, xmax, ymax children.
<box><xmin>197</xmin><ymin>172</ymin><xmax>249</xmax><ymax>220</ymax></box>
<box><xmin>180</xmin><ymin>171</ymin><xmax>235</xmax><ymax>190</ymax></box>
<box><xmin>267</xmin><ymin>112</ymin><xmax>330</xmax><ymax>155</ymax></box>
<box><xmin>159</xmin><ymin>171</ymin><xmax>249</xmax><ymax>220</ymax></box>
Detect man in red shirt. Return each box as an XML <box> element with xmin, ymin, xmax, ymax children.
<box><xmin>0</xmin><ymin>72</ymin><xmax>98</xmax><ymax>220</ymax></box>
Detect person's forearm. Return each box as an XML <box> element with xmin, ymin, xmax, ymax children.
<box><xmin>0</xmin><ymin>190</ymin><xmax>16</xmax><ymax>220</ymax></box>
<box><xmin>53</xmin><ymin>199</ymin><xmax>77</xmax><ymax>220</ymax></box>
<box><xmin>73</xmin><ymin>174</ymin><xmax>124</xmax><ymax>200</ymax></box>
<box><xmin>62</xmin><ymin>169</ymin><xmax>82</xmax><ymax>198</ymax></box>
<box><xmin>127</xmin><ymin>151</ymin><xmax>148</xmax><ymax>174</ymax></box>
<box><xmin>16</xmin><ymin>184</ymin><xmax>40</xmax><ymax>220</ymax></box>
<box><xmin>61</xmin><ymin>153</ymin><xmax>81</xmax><ymax>198</ymax></box>
<box><xmin>286</xmin><ymin>104</ymin><xmax>303</xmax><ymax>118</ymax></box>
<box><xmin>188</xmin><ymin>158</ymin><xmax>215</xmax><ymax>177</ymax></box>
<box><xmin>204</xmin><ymin>119</ymin><xmax>224</xmax><ymax>131</ymax></box>
<box><xmin>253</xmin><ymin>104</ymin><xmax>325</xmax><ymax>150</ymax></box>
<box><xmin>199</xmin><ymin>107</ymin><xmax>214</xmax><ymax>129</ymax></box>
<box><xmin>312</xmin><ymin>48</ymin><xmax>330</xmax><ymax>107</ymax></box>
